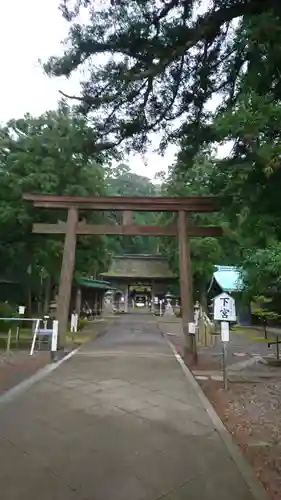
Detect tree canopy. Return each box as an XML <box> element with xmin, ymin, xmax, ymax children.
<box><xmin>4</xmin><ymin>0</ymin><xmax>281</xmax><ymax>304</ymax></box>
<box><xmin>0</xmin><ymin>108</ymin><xmax>110</xmax><ymax>306</ymax></box>
<box><xmin>45</xmin><ymin>0</ymin><xmax>281</xmax><ymax>154</ymax></box>
<box><xmin>0</xmin><ymin>109</ymin><xmax>160</xmax><ymax>308</ymax></box>
<box><xmin>106</xmin><ymin>163</ymin><xmax>159</xmax><ymax>255</ymax></box>
<box><xmin>158</xmin><ymin>153</ymin><xmax>241</xmax><ymax>300</ymax></box>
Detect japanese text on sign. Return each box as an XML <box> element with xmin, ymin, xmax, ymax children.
<box><xmin>220</xmin><ymin>297</ymin><xmax>230</xmax><ymax>319</ymax></box>
<box><xmin>214</xmin><ymin>293</ymin><xmax>236</xmax><ymax>322</ymax></box>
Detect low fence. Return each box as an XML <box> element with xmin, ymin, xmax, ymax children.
<box><xmin>196</xmin><ymin>309</ymin><xmax>217</xmax><ymax>348</ymax></box>
<box><xmin>0</xmin><ymin>317</ymin><xmax>59</xmax><ymax>358</ymax></box>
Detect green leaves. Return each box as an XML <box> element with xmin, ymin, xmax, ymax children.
<box><xmin>243</xmin><ymin>243</ymin><xmax>281</xmax><ymax>295</ymax></box>
<box><xmin>43</xmin><ymin>1</ymin><xmax>279</xmax><ymax>152</ymax></box>
<box><xmin>106</xmin><ymin>163</ymin><xmax>159</xmax><ymax>255</ymax></box>
<box><xmin>158</xmin><ymin>153</ymin><xmax>238</xmax><ymax>295</ymax></box>
<box><xmin>0</xmin><ymin>108</ymin><xmax>110</xmax><ymax>289</ymax></box>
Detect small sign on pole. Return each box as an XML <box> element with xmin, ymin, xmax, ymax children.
<box><xmin>214</xmin><ymin>292</ymin><xmax>236</xmax><ymax>322</ymax></box>
<box><xmin>188</xmin><ymin>322</ymin><xmax>196</xmax><ymax>335</ymax></box>
<box><xmin>213</xmin><ymin>293</ymin><xmax>236</xmax><ymax>390</ymax></box>
<box><xmin>70</xmin><ymin>313</ymin><xmax>78</xmax><ymax>333</ymax></box>
<box><xmin>16</xmin><ymin>305</ymin><xmax>26</xmax><ymax>344</ymax></box>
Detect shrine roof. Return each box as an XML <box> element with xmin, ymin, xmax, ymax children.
<box><xmin>100</xmin><ymin>254</ymin><xmax>176</xmax><ymax>279</ymax></box>
<box><xmin>76</xmin><ymin>278</ymin><xmax>113</xmax><ymax>290</ymax></box>
<box><xmin>208</xmin><ymin>266</ymin><xmax>244</xmax><ymax>293</ymax></box>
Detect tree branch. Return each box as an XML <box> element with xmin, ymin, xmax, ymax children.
<box><xmin>124</xmin><ymin>1</ymin><xmax>267</xmax><ymax>82</ymax></box>
<box><xmin>153</xmin><ymin>0</ymin><xmax>181</xmax><ymax>26</ymax></box>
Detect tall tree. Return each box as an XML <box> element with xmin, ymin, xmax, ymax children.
<box><xmin>0</xmin><ymin>109</ymin><xmax>110</xmax><ymax>307</ymax></box>
<box><xmin>45</xmin><ymin>1</ymin><xmax>280</xmax><ymax>154</ymax></box>
<box><xmin>159</xmin><ymin>153</ymin><xmax>241</xmax><ymax>301</ymax></box>
<box><xmin>105</xmin><ymin>163</ymin><xmax>158</xmax><ymax>254</ymax></box>
<box><xmin>44</xmin><ymin>1</ymin><xmax>281</xmax><ymax>295</ymax></box>
<box><xmin>204</xmin><ymin>13</ymin><xmax>281</xmax><ymax>294</ymax></box>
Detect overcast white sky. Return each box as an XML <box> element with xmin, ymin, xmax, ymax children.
<box><xmin>0</xmin><ymin>0</ymin><xmax>179</xmax><ymax>178</ymax></box>
<box><xmin>0</xmin><ymin>0</ymin><xmax>229</xmax><ymax>179</ymax></box>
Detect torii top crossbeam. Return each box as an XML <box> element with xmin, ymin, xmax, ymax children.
<box><xmin>23</xmin><ymin>194</ymin><xmax>218</xmax><ymax>212</ymax></box>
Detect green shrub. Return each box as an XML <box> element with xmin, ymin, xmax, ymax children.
<box><xmin>0</xmin><ymin>302</ymin><xmax>17</xmax><ymax>332</ymax></box>
<box><xmin>252</xmin><ymin>295</ymin><xmax>281</xmax><ymax>338</ymax></box>
<box><xmin>78</xmin><ymin>318</ymin><xmax>89</xmax><ymax>331</ymax></box>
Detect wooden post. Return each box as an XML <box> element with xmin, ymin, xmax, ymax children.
<box><xmin>75</xmin><ymin>287</ymin><xmax>82</xmax><ymax>316</ymax></box>
<box><xmin>56</xmin><ymin>207</ymin><xmax>78</xmax><ymax>348</ymax></box>
<box><xmin>177</xmin><ymin>210</ymin><xmax>197</xmax><ymax>362</ymax></box>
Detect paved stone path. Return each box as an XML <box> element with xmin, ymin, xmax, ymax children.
<box><xmin>0</xmin><ymin>315</ymin><xmax>267</xmax><ymax>499</ymax></box>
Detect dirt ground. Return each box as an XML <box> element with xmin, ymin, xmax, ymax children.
<box><xmin>0</xmin><ymin>350</ymin><xmax>50</xmax><ymax>395</ymax></box>
<box><xmin>200</xmin><ymin>377</ymin><xmax>281</xmax><ymax>500</ymax></box>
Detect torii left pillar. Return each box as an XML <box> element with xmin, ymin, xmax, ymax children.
<box><xmin>56</xmin><ymin>207</ymin><xmax>78</xmax><ymax>348</ymax></box>
<box><xmin>177</xmin><ymin>210</ymin><xmax>197</xmax><ymax>363</ymax></box>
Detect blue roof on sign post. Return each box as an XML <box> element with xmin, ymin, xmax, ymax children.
<box><xmin>208</xmin><ymin>266</ymin><xmax>244</xmax><ymax>293</ymax></box>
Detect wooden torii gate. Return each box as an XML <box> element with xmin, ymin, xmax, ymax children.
<box><xmin>23</xmin><ymin>194</ymin><xmax>221</xmax><ymax>360</ymax></box>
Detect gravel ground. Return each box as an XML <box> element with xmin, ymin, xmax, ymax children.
<box><xmin>200</xmin><ymin>377</ymin><xmax>281</xmax><ymax>500</ymax></box>
<box><xmin>0</xmin><ymin>350</ymin><xmax>50</xmax><ymax>395</ymax></box>
<box><xmin>158</xmin><ymin>320</ymin><xmax>281</xmax><ymax>498</ymax></box>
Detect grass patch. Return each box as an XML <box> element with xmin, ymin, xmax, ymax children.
<box><xmin>0</xmin><ymin>319</ymin><xmax>106</xmax><ymax>351</ymax></box>
<box><xmin>66</xmin><ymin>320</ymin><xmax>105</xmax><ymax>346</ymax></box>
<box><xmin>251</xmin><ymin>336</ymin><xmax>276</xmax><ymax>343</ymax></box>
<box><xmin>0</xmin><ymin>328</ymin><xmax>32</xmax><ymax>339</ymax></box>
<box><xmin>0</xmin><ymin>328</ymin><xmax>33</xmax><ymax>349</ymax></box>
<box><xmin>232</xmin><ymin>326</ymin><xmax>258</xmax><ymax>334</ymax></box>
<box><xmin>231</xmin><ymin>326</ymin><xmax>278</xmax><ymax>344</ymax></box>
<box><xmin>232</xmin><ymin>326</ymin><xmax>266</xmax><ymax>338</ymax></box>
<box><xmin>66</xmin><ymin>333</ymin><xmax>91</xmax><ymax>345</ymax></box>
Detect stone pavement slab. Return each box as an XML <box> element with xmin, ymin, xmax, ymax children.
<box><xmin>0</xmin><ymin>314</ymin><xmax>268</xmax><ymax>500</ymax></box>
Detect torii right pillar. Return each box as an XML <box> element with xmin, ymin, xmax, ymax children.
<box><xmin>177</xmin><ymin>210</ymin><xmax>197</xmax><ymax>363</ymax></box>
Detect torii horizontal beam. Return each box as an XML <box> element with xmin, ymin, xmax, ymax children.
<box><xmin>32</xmin><ymin>222</ymin><xmax>222</xmax><ymax>237</ymax></box>
<box><xmin>23</xmin><ymin>194</ymin><xmax>218</xmax><ymax>212</ymax></box>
